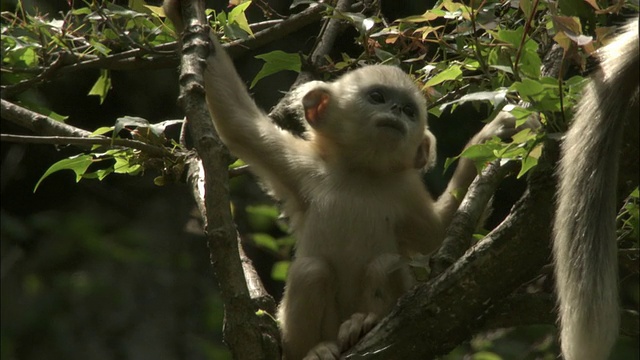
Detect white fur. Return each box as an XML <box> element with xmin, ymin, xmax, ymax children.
<box><xmin>553</xmin><ymin>19</ymin><xmax>639</xmax><ymax>360</ymax></box>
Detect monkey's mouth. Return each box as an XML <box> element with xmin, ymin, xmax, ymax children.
<box><xmin>376</xmin><ymin>118</ymin><xmax>406</xmax><ymax>135</ymax></box>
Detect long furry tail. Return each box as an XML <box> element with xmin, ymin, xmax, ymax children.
<box><xmin>553</xmin><ymin>19</ymin><xmax>639</xmax><ymax>360</ymax></box>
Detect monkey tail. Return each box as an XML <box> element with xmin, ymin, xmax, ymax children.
<box><xmin>553</xmin><ymin>19</ymin><xmax>639</xmax><ymax>360</ymax></box>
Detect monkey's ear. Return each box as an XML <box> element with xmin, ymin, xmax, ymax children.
<box><xmin>302</xmin><ymin>88</ymin><xmax>332</xmax><ymax>127</ymax></box>
<box><xmin>414</xmin><ymin>129</ymin><xmax>437</xmax><ymax>170</ymax></box>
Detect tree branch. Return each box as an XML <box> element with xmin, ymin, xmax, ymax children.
<box><xmin>0</xmin><ymin>100</ymin><xmax>171</xmax><ymax>157</ymax></box>
<box><xmin>1</xmin><ymin>99</ymin><xmax>93</xmax><ymax>137</ymax></box>
<box><xmin>175</xmin><ymin>1</ymin><xmax>279</xmax><ymax>359</ymax></box>
<box><xmin>0</xmin><ymin>133</ymin><xmax>169</xmax><ymax>158</ymax></box>
<box><xmin>431</xmin><ymin>160</ymin><xmax>520</xmax><ymax>276</ymax></box>
<box><xmin>1</xmin><ymin>5</ymin><xmax>324</xmax><ymax>100</ymax></box>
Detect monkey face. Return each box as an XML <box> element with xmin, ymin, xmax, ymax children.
<box><xmin>299</xmin><ymin>65</ymin><xmax>432</xmax><ymax>172</ymax></box>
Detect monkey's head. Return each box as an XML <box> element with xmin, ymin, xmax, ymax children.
<box><xmin>299</xmin><ymin>65</ymin><xmax>436</xmax><ymax>174</ymax></box>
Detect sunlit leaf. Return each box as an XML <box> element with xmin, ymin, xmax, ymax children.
<box><xmin>253</xmin><ymin>233</ymin><xmax>279</xmax><ymax>252</ymax></box>
<box><xmin>250</xmin><ymin>51</ymin><xmax>301</xmax><ymax>88</ymax></box>
<box><xmin>88</xmin><ymin>69</ymin><xmax>112</xmax><ymax>104</ymax></box>
<box><xmin>34</xmin><ymin>154</ymin><xmax>94</xmax><ymax>192</ymax></box>
<box><xmin>424</xmin><ymin>65</ymin><xmax>462</xmax><ymax>87</ymax></box>
<box><xmin>228</xmin><ymin>1</ymin><xmax>253</xmax><ymax>36</ymax></box>
<box><xmin>271</xmin><ymin>261</ymin><xmax>290</xmax><ymax>281</ymax></box>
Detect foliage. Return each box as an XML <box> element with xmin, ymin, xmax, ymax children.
<box><xmin>618</xmin><ymin>187</ymin><xmax>640</xmax><ymax>244</ymax></box>
<box><xmin>3</xmin><ymin>0</ymin><xmax>636</xmax><ymax>184</ymax></box>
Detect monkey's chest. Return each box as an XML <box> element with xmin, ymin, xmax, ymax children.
<box><xmin>295</xmin><ymin>189</ymin><xmax>404</xmax><ymax>259</ymax></box>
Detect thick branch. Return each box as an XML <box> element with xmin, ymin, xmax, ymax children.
<box><xmin>175</xmin><ymin>1</ymin><xmax>279</xmax><ymax>359</ymax></box>
<box><xmin>344</xmin><ymin>139</ymin><xmax>560</xmax><ymax>359</ymax></box>
<box><xmin>431</xmin><ymin>160</ymin><xmax>520</xmax><ymax>276</ymax></box>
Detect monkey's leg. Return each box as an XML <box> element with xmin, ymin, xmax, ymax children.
<box><xmin>336</xmin><ymin>254</ymin><xmax>413</xmax><ymax>351</ymax></box>
<box><xmin>279</xmin><ymin>257</ymin><xmax>339</xmax><ymax>360</ymax></box>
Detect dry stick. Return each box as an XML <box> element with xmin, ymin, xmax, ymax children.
<box><xmin>176</xmin><ymin>1</ymin><xmax>279</xmax><ymax>359</ymax></box>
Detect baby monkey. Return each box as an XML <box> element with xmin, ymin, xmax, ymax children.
<box><xmin>163</xmin><ymin>1</ymin><xmax>525</xmax><ymax>358</ymax></box>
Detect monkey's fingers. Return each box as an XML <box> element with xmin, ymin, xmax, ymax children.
<box><xmin>480</xmin><ymin>111</ymin><xmax>541</xmax><ymax>142</ymax></box>
<box><xmin>337</xmin><ymin>312</ymin><xmax>379</xmax><ymax>351</ymax></box>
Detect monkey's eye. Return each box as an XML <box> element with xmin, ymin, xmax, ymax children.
<box><xmin>403</xmin><ymin>105</ymin><xmax>416</xmax><ymax>118</ymax></box>
<box><xmin>368</xmin><ymin>90</ymin><xmax>385</xmax><ymax>104</ymax></box>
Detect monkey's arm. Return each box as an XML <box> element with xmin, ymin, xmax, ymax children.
<box><xmin>164</xmin><ymin>0</ymin><xmax>315</xmax><ymax>201</ymax></box>
<box><xmin>435</xmin><ymin>111</ymin><xmax>530</xmax><ymax>228</ymax></box>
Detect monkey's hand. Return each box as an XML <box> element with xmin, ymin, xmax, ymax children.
<box><xmin>473</xmin><ymin>110</ymin><xmax>541</xmax><ymax>144</ymax></box>
<box><xmin>435</xmin><ymin>109</ymin><xmax>541</xmax><ymax>227</ymax></box>
<box><xmin>303</xmin><ymin>342</ymin><xmax>340</xmax><ymax>360</ymax></box>
<box><xmin>338</xmin><ymin>312</ymin><xmax>379</xmax><ymax>351</ymax></box>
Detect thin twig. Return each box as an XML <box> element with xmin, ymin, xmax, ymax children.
<box><xmin>0</xmin><ymin>134</ymin><xmax>171</xmax><ymax>157</ymax></box>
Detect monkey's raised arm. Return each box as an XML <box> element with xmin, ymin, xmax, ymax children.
<box><xmin>434</xmin><ymin>111</ymin><xmax>536</xmax><ymax>228</ymax></box>
<box><xmin>164</xmin><ymin>0</ymin><xmax>316</xmax><ymax>203</ymax></box>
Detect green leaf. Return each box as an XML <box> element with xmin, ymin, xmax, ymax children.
<box><xmin>84</xmin><ymin>168</ymin><xmax>114</xmax><ymax>180</ymax></box>
<box><xmin>512</xmin><ymin>78</ymin><xmax>544</xmax><ymax>97</ymax></box>
<box><xmin>459</xmin><ymin>140</ymin><xmax>506</xmax><ymax>172</ymax></box>
<box><xmin>250</xmin><ymin>51</ymin><xmax>301</xmax><ymax>88</ymax></box>
<box><xmin>114</xmin><ymin>156</ymin><xmax>142</xmax><ymax>175</ymax></box>
<box><xmin>228</xmin><ymin>1</ymin><xmax>253</xmax><ymax>36</ymax></box>
<box><xmin>89</xmin><ymin>39</ymin><xmax>111</xmax><ymax>56</ymax></box>
<box><xmin>398</xmin><ymin>9</ymin><xmax>445</xmax><ymax>23</ymax></box>
<box><xmin>229</xmin><ymin>158</ymin><xmax>246</xmax><ymax>168</ymax></box>
<box><xmin>424</xmin><ymin>65</ymin><xmax>462</xmax><ymax>87</ymax></box>
<box><xmin>472</xmin><ymin>351</ymin><xmax>502</xmax><ymax>360</ymax></box>
<box><xmin>519</xmin><ymin>0</ymin><xmax>534</xmax><ymax>22</ymax></box>
<box><xmin>17</xmin><ymin>47</ymin><xmax>38</xmax><ymax>67</ymax></box>
<box><xmin>438</xmin><ymin>88</ymin><xmax>508</xmax><ymax>111</ymax></box>
<box><xmin>252</xmin><ymin>233</ymin><xmax>279</xmax><ymax>252</ymax></box>
<box><xmin>34</xmin><ymin>154</ymin><xmax>93</xmax><ymax>192</ymax></box>
<box><xmin>374</xmin><ymin>48</ymin><xmax>397</xmax><ymax>64</ymax></box>
<box><xmin>517</xmin><ymin>143</ymin><xmax>542</xmax><ymax>178</ymax></box>
<box><xmin>246</xmin><ymin>204</ymin><xmax>280</xmax><ymax>231</ymax></box>
<box><xmin>144</xmin><ymin>5</ymin><xmax>165</xmax><ymax>17</ymax></box>
<box><xmin>88</xmin><ymin>69</ymin><xmax>112</xmax><ymax>104</ymax></box>
<box><xmin>92</xmin><ymin>126</ymin><xmax>114</xmax><ymax>136</ymax></box>
<box><xmin>271</xmin><ymin>261</ymin><xmax>290</xmax><ymax>281</ymax></box>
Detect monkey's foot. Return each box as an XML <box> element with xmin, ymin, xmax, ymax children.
<box><xmin>303</xmin><ymin>342</ymin><xmax>339</xmax><ymax>360</ymax></box>
<box><xmin>338</xmin><ymin>312</ymin><xmax>379</xmax><ymax>351</ymax></box>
